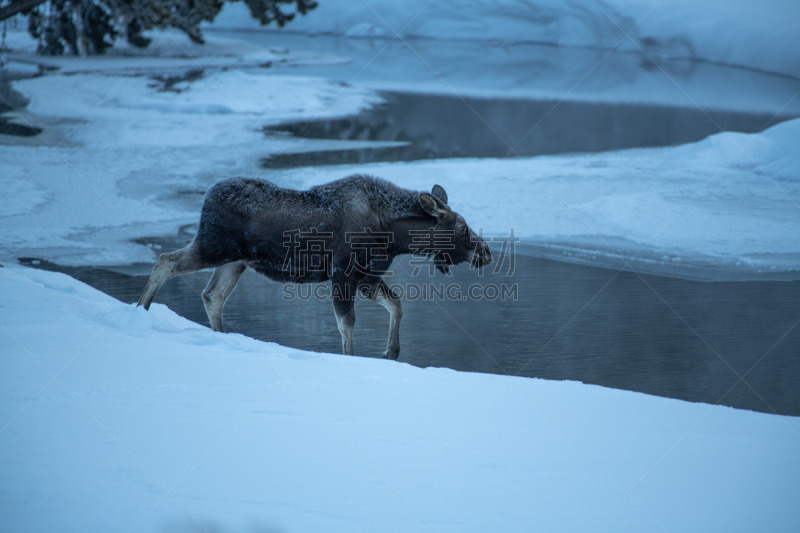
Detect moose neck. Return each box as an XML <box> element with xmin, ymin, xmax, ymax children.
<box><xmin>388</xmin><ymin>216</ymin><xmax>437</xmax><ymax>257</ymax></box>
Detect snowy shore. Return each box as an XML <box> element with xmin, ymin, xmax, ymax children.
<box><xmin>2</xmin><ymin>264</ymin><xmax>799</xmax><ymax>532</ymax></box>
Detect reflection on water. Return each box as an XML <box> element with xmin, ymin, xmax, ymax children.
<box><xmin>216</xmin><ymin>29</ymin><xmax>800</xmax><ymax>117</ymax></box>
<box><xmin>263</xmin><ymin>92</ymin><xmax>791</xmax><ymax>168</ymax></box>
<box><xmin>239</xmin><ymin>29</ymin><xmax>800</xmax><ymax>169</ymax></box>
<box><xmin>37</xmin><ymin>254</ymin><xmax>800</xmax><ymax>416</ymax></box>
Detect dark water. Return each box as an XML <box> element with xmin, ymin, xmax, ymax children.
<box><xmin>262</xmin><ymin>92</ymin><xmax>792</xmax><ymax>168</ymax></box>
<box><xmin>26</xmin><ymin>255</ymin><xmax>800</xmax><ymax>416</ymax></box>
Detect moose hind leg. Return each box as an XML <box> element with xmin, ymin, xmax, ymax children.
<box><xmin>360</xmin><ymin>278</ymin><xmax>402</xmax><ymax>360</ymax></box>
<box><xmin>333</xmin><ymin>291</ymin><xmax>356</xmax><ymax>355</ymax></box>
<box><xmin>202</xmin><ymin>261</ymin><xmax>246</xmax><ymax>332</ymax></box>
<box><xmin>138</xmin><ymin>243</ymin><xmax>205</xmax><ymax>310</ymax></box>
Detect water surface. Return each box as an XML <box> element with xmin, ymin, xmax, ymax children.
<box><xmin>29</xmin><ymin>255</ymin><xmax>800</xmax><ymax>416</ymax></box>
<box><xmin>263</xmin><ymin>92</ymin><xmax>792</xmax><ymax>168</ymax></box>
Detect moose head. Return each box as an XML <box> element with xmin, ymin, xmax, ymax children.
<box><xmin>417</xmin><ymin>184</ymin><xmax>493</xmax><ymax>274</ymax></box>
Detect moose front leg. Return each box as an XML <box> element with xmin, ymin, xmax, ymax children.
<box><xmin>202</xmin><ymin>260</ymin><xmax>246</xmax><ymax>332</ymax></box>
<box><xmin>332</xmin><ymin>281</ymin><xmax>356</xmax><ymax>355</ymax></box>
<box><xmin>359</xmin><ymin>277</ymin><xmax>403</xmax><ymax>360</ymax></box>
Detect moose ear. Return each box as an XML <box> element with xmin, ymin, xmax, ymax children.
<box><xmin>419</xmin><ymin>192</ymin><xmax>445</xmax><ymax>217</ymax></box>
<box><xmin>431</xmin><ymin>184</ymin><xmax>448</xmax><ymax>205</ymax></box>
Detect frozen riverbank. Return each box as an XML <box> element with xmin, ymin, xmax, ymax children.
<box><xmin>213</xmin><ymin>0</ymin><xmax>800</xmax><ymax>79</ymax></box>
<box><xmin>2</xmin><ymin>18</ymin><xmax>799</xmax><ymax>278</ymax></box>
<box><xmin>0</xmin><ymin>40</ymin><xmax>381</xmax><ymax>266</ymax></box>
<box><xmin>2</xmin><ymin>52</ymin><xmax>799</xmax><ymax>277</ymax></box>
<box><xmin>2</xmin><ymin>264</ymin><xmax>799</xmax><ymax>532</ymax></box>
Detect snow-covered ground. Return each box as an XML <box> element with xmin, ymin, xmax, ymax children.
<box><xmin>2</xmin><ymin>265</ymin><xmax>799</xmax><ymax>532</ymax></box>
<box><xmin>2</xmin><ymin>4</ymin><xmax>800</xmax><ymax>531</ymax></box>
<box><xmin>0</xmin><ymin>31</ymin><xmax>383</xmax><ymax>266</ymax></box>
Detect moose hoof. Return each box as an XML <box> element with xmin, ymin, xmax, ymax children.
<box><xmin>382</xmin><ymin>350</ymin><xmax>400</xmax><ymax>360</ymax></box>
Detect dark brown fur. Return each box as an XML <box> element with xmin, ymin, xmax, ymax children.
<box><xmin>138</xmin><ymin>174</ymin><xmax>491</xmax><ymax>358</ymax></box>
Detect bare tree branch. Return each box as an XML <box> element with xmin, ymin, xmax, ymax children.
<box><xmin>0</xmin><ymin>0</ymin><xmax>48</xmax><ymax>23</ymax></box>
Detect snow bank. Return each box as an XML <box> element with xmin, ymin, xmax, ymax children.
<box><xmin>213</xmin><ymin>0</ymin><xmax>800</xmax><ymax>78</ymax></box>
<box><xmin>0</xmin><ymin>27</ymin><xmax>349</xmax><ymax>75</ymax></box>
<box><xmin>0</xmin><ymin>69</ymin><xmax>380</xmax><ymax>266</ymax></box>
<box><xmin>2</xmin><ymin>264</ymin><xmax>799</xmax><ymax>532</ymax></box>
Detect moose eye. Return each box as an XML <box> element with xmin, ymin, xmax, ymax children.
<box><xmin>461</xmin><ymin>225</ymin><xmax>468</xmax><ymax>234</ymax></box>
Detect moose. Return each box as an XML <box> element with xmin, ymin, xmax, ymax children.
<box><xmin>138</xmin><ymin>174</ymin><xmax>492</xmax><ymax>359</ymax></box>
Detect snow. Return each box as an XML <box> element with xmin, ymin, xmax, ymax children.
<box><xmin>207</xmin><ymin>28</ymin><xmax>800</xmax><ymax>114</ymax></box>
<box><xmin>0</xmin><ymin>44</ymin><xmax>381</xmax><ymax>266</ymax></box>
<box><xmin>212</xmin><ymin>0</ymin><xmax>800</xmax><ymax>79</ymax></box>
<box><xmin>2</xmin><ymin>264</ymin><xmax>799</xmax><ymax>532</ymax></box>
<box><xmin>2</xmin><ymin>5</ymin><xmax>800</xmax><ymax>530</ymax></box>
<box><xmin>1</xmin><ymin>27</ymin><xmax>349</xmax><ymax>74</ymax></box>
